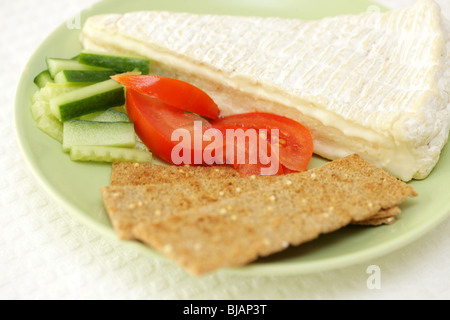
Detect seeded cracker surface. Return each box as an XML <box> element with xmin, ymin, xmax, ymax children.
<box><xmin>110</xmin><ymin>162</ymin><xmax>240</xmax><ymax>186</ymax></box>
<box><xmin>102</xmin><ymin>159</ymin><xmax>402</xmax><ymax>240</ymax></box>
<box><xmin>101</xmin><ymin>155</ymin><xmax>417</xmax><ymax>275</ymax></box>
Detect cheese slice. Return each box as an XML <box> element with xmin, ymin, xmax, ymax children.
<box><xmin>81</xmin><ymin>0</ymin><xmax>450</xmax><ymax>181</ymax></box>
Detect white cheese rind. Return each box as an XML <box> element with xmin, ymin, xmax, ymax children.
<box><xmin>81</xmin><ymin>0</ymin><xmax>450</xmax><ymax>181</ymax></box>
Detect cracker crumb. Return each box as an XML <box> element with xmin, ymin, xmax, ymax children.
<box><xmin>386</xmin><ymin>217</ymin><xmax>396</xmax><ymax>224</ymax></box>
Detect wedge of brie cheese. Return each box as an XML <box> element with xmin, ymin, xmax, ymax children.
<box><xmin>81</xmin><ymin>0</ymin><xmax>450</xmax><ymax>181</ymax></box>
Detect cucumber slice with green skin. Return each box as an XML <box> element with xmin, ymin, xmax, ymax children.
<box><xmin>79</xmin><ymin>109</ymin><xmax>130</xmax><ymax>122</ymax></box>
<box><xmin>34</xmin><ymin>70</ymin><xmax>54</xmax><ymax>88</ymax></box>
<box><xmin>46</xmin><ymin>57</ymin><xmax>108</xmax><ymax>78</ymax></box>
<box><xmin>38</xmin><ymin>83</ymin><xmax>86</xmax><ymax>102</ymax></box>
<box><xmin>70</xmin><ymin>146</ymin><xmax>152</xmax><ymax>163</ymax></box>
<box><xmin>79</xmin><ymin>51</ymin><xmax>151</xmax><ymax>75</ymax></box>
<box><xmin>50</xmin><ymin>79</ymin><xmax>125</xmax><ymax>121</ymax></box>
<box><xmin>63</xmin><ymin>120</ymin><xmax>136</xmax><ymax>152</ymax></box>
<box><xmin>111</xmin><ymin>105</ymin><xmax>127</xmax><ymax>114</ymax></box>
<box><xmin>54</xmin><ymin>70</ymin><xmax>117</xmax><ymax>84</ymax></box>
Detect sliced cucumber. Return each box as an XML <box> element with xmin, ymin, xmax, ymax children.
<box><xmin>54</xmin><ymin>70</ymin><xmax>117</xmax><ymax>84</ymax></box>
<box><xmin>36</xmin><ymin>113</ymin><xmax>64</xmax><ymax>143</ymax></box>
<box><xmin>50</xmin><ymin>79</ymin><xmax>125</xmax><ymax>121</ymax></box>
<box><xmin>79</xmin><ymin>109</ymin><xmax>130</xmax><ymax>122</ymax></box>
<box><xmin>39</xmin><ymin>83</ymin><xmax>86</xmax><ymax>102</ymax></box>
<box><xmin>135</xmin><ymin>140</ymin><xmax>151</xmax><ymax>152</ymax></box>
<box><xmin>79</xmin><ymin>51</ymin><xmax>150</xmax><ymax>74</ymax></box>
<box><xmin>46</xmin><ymin>57</ymin><xmax>108</xmax><ymax>78</ymax></box>
<box><xmin>31</xmin><ymin>100</ymin><xmax>50</xmax><ymax>121</ymax></box>
<box><xmin>62</xmin><ymin>120</ymin><xmax>136</xmax><ymax>152</ymax></box>
<box><xmin>30</xmin><ymin>98</ymin><xmax>63</xmax><ymax>142</ymax></box>
<box><xmin>111</xmin><ymin>105</ymin><xmax>127</xmax><ymax>114</ymax></box>
<box><xmin>70</xmin><ymin>146</ymin><xmax>152</xmax><ymax>163</ymax></box>
<box><xmin>31</xmin><ymin>90</ymin><xmax>45</xmax><ymax>104</ymax></box>
<box><xmin>34</xmin><ymin>70</ymin><xmax>54</xmax><ymax>88</ymax></box>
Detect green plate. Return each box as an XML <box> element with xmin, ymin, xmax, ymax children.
<box><xmin>15</xmin><ymin>0</ymin><xmax>450</xmax><ymax>276</ymax></box>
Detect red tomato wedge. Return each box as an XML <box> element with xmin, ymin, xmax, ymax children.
<box><xmin>212</xmin><ymin>113</ymin><xmax>314</xmax><ymax>173</ymax></box>
<box><xmin>126</xmin><ymin>89</ymin><xmax>214</xmax><ymax>165</ymax></box>
<box><xmin>124</xmin><ymin>80</ymin><xmax>313</xmax><ymax>176</ymax></box>
<box><xmin>112</xmin><ymin>74</ymin><xmax>220</xmax><ymax>119</ymax></box>
<box><xmin>212</xmin><ymin>125</ymin><xmax>285</xmax><ymax>176</ymax></box>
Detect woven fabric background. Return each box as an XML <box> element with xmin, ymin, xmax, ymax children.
<box><xmin>1</xmin><ymin>0</ymin><xmax>449</xmax><ymax>300</ymax></box>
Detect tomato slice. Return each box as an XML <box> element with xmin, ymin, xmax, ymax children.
<box><xmin>126</xmin><ymin>89</ymin><xmax>214</xmax><ymax>165</ymax></box>
<box><xmin>126</xmin><ymin>87</ymin><xmax>313</xmax><ymax>175</ymax></box>
<box><xmin>231</xmin><ymin>144</ymin><xmax>285</xmax><ymax>176</ymax></box>
<box><xmin>212</xmin><ymin>113</ymin><xmax>314</xmax><ymax>173</ymax></box>
<box><xmin>212</xmin><ymin>125</ymin><xmax>284</xmax><ymax>176</ymax></box>
<box><xmin>112</xmin><ymin>74</ymin><xmax>220</xmax><ymax>119</ymax></box>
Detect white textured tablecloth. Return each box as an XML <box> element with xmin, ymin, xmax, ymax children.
<box><xmin>1</xmin><ymin>0</ymin><xmax>449</xmax><ymax>300</ymax></box>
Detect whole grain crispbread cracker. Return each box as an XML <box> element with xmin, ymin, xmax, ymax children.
<box><xmin>352</xmin><ymin>207</ymin><xmax>401</xmax><ymax>226</ymax></box>
<box><xmin>354</xmin><ymin>216</ymin><xmax>397</xmax><ymax>226</ymax></box>
<box><xmin>110</xmin><ymin>162</ymin><xmax>240</xmax><ymax>186</ymax></box>
<box><xmin>102</xmin><ymin>158</ymin><xmax>404</xmax><ymax>240</ymax></box>
<box><xmin>130</xmin><ymin>154</ymin><xmax>417</xmax><ymax>275</ymax></box>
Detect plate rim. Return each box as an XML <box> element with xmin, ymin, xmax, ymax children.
<box><xmin>14</xmin><ymin>0</ymin><xmax>450</xmax><ymax>276</ymax></box>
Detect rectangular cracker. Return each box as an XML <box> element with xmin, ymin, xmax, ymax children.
<box><xmin>110</xmin><ymin>162</ymin><xmax>240</xmax><ymax>186</ymax></box>
<box><xmin>104</xmin><ymin>159</ymin><xmax>403</xmax><ymax>239</ymax></box>
<box><xmin>352</xmin><ymin>207</ymin><xmax>401</xmax><ymax>226</ymax></box>
<box><xmin>102</xmin><ymin>163</ymin><xmax>402</xmax><ymax>240</ymax></box>
<box><xmin>128</xmin><ymin>154</ymin><xmax>417</xmax><ymax>275</ymax></box>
